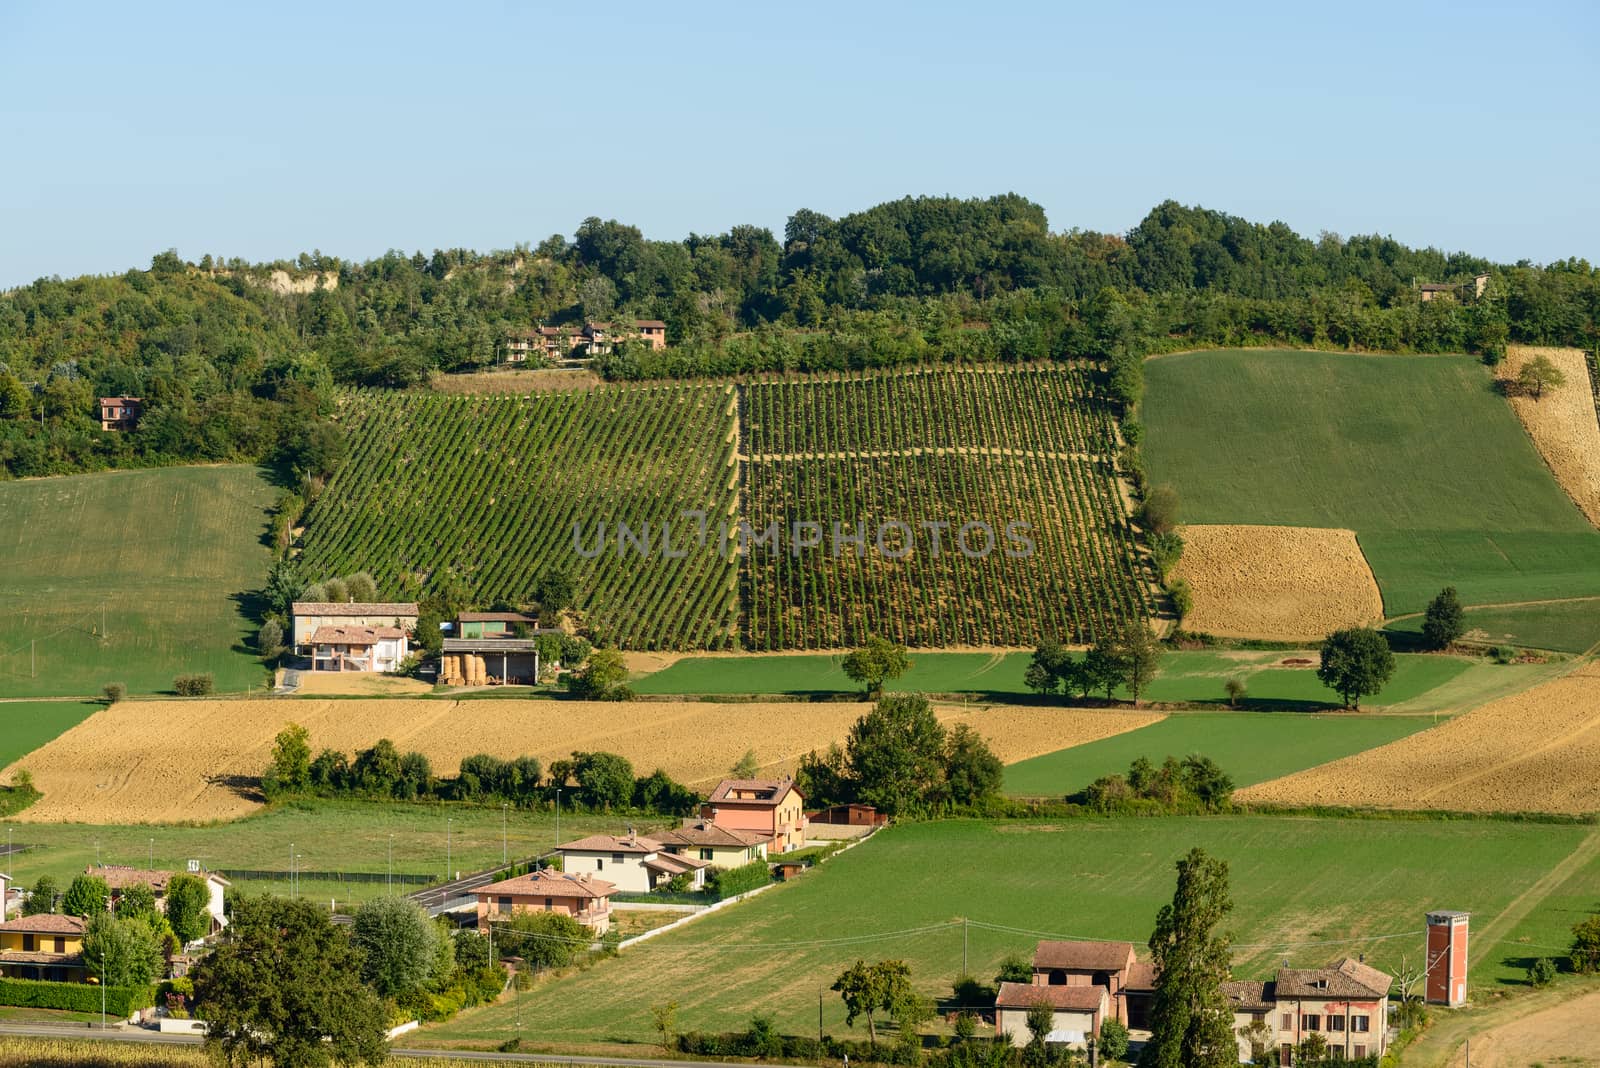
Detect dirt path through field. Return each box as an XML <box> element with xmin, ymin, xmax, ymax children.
<box><xmin>1474</xmin><ymin>827</ymin><xmax>1600</xmax><ymax>961</ymax></box>
<box><xmin>1440</xmin><ymin>987</ymin><xmax>1600</xmax><ymax>1067</ymax></box>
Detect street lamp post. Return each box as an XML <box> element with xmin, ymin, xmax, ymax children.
<box><xmin>502</xmin><ymin>803</ymin><xmax>508</xmax><ymax>865</ymax></box>
<box><xmin>388</xmin><ymin>834</ymin><xmax>394</xmax><ymax>892</ymax></box>
<box><xmin>446</xmin><ymin>817</ymin><xmax>452</xmax><ymax>881</ymax></box>
<box><xmin>555</xmin><ymin>788</ymin><xmax>562</xmax><ymax>850</ymax></box>
<box><xmin>289</xmin><ymin>842</ymin><xmax>294</xmax><ymax>898</ymax></box>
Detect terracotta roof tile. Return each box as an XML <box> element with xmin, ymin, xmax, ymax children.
<box><xmin>0</xmin><ymin>914</ymin><xmax>86</xmax><ymax>935</ymax></box>
<box><xmin>996</xmin><ymin>982</ymin><xmax>1106</xmax><ymax>1012</ymax></box>
<box><xmin>558</xmin><ymin>834</ymin><xmax>660</xmax><ymax>855</ymax></box>
<box><xmin>475</xmin><ymin>870</ymin><xmax>615</xmax><ymax>899</ymax></box>
<box><xmin>1275</xmin><ymin>958</ymin><xmax>1392</xmax><ymax>999</ymax></box>
<box><xmin>656</xmin><ymin>821</ymin><xmax>772</xmax><ymax>849</ymax></box>
<box><xmin>1032</xmin><ymin>940</ymin><xmax>1135</xmax><ymax>972</ymax></box>
<box><xmin>708</xmin><ymin>779</ymin><xmax>803</xmax><ymax>806</ymax></box>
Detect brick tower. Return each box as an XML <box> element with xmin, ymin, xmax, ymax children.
<box><xmin>1425</xmin><ymin>910</ymin><xmax>1469</xmax><ymax>1006</ymax></box>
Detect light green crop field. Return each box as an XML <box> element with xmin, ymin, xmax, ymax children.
<box><xmin>1142</xmin><ymin>351</ymin><xmax>1600</xmax><ymax>619</ymax></box>
<box><xmin>1003</xmin><ymin>711</ymin><xmax>1437</xmax><ymax>796</ymax></box>
<box><xmin>0</xmin><ymin>701</ymin><xmax>100</xmax><ymax>770</ymax></box>
<box><xmin>633</xmin><ymin>649</ymin><xmax>1470</xmax><ymax>709</ymax></box>
<box><xmin>1388</xmin><ymin>597</ymin><xmax>1600</xmax><ymax>654</ymax></box>
<box><xmin>1</xmin><ymin>799</ymin><xmax>624</xmax><ymax>903</ymax></box>
<box><xmin>418</xmin><ymin>818</ymin><xmax>1600</xmax><ymax>1048</ymax></box>
<box><xmin>0</xmin><ymin>466</ymin><xmax>277</xmax><ymax>698</ymax></box>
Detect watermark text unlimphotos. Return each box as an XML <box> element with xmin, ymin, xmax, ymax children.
<box><xmin>572</xmin><ymin>512</ymin><xmax>1035</xmax><ymax>560</ymax></box>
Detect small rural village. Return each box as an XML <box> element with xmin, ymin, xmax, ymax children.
<box><xmin>5</xmin><ymin>6</ymin><xmax>1600</xmax><ymax>1068</ymax></box>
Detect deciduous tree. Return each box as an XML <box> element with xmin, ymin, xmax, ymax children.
<box><xmin>192</xmin><ymin>895</ymin><xmax>387</xmax><ymax>1068</ymax></box>
<box><xmin>82</xmin><ymin>912</ymin><xmax>164</xmax><ymax>987</ymax></box>
<box><xmin>61</xmin><ymin>875</ymin><xmax>110</xmax><ymax>918</ymax></box>
<box><xmin>846</xmin><ymin>694</ymin><xmax>946</xmax><ymax>817</ymax></box>
<box><xmin>832</xmin><ymin>959</ymin><xmax>913</xmax><ymax>1047</ymax></box>
<box><xmin>1421</xmin><ymin>586</ymin><xmax>1465</xmax><ymax>650</ymax></box>
<box><xmin>164</xmin><ymin>873</ymin><xmax>212</xmax><ymax>945</ymax></box>
<box><xmin>1516</xmin><ymin>354</ymin><xmax>1566</xmax><ymax>400</ymax></box>
<box><xmin>1317</xmin><ymin>627</ymin><xmax>1396</xmax><ymax>710</ymax></box>
<box><xmin>352</xmin><ymin>896</ymin><xmax>445</xmax><ymax>999</ymax></box>
<box><xmin>841</xmin><ymin>635</ymin><xmax>912</xmax><ymax>698</ymax></box>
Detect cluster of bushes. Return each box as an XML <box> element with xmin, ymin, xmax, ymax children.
<box><xmin>1025</xmin><ymin>623</ymin><xmax>1164</xmax><ymax>704</ymax></box>
<box><xmin>797</xmin><ymin>694</ymin><xmax>1005</xmax><ymax>818</ymax></box>
<box><xmin>349</xmin><ymin>897</ymin><xmax>503</xmax><ymax>1024</ymax></box>
<box><xmin>1075</xmin><ymin>755</ymin><xmax>1234</xmax><ymax>814</ymax></box>
<box><xmin>0</xmin><ymin>978</ymin><xmax>153</xmax><ymax>1017</ymax></box>
<box><xmin>263</xmin><ymin>724</ymin><xmax>701</xmax><ymax>815</ymax></box>
<box><xmin>0</xmin><ymin>769</ymin><xmax>38</xmax><ymax>818</ymax></box>
<box><xmin>173</xmin><ymin>673</ymin><xmax>214</xmax><ymax>697</ymax></box>
<box><xmin>676</xmin><ymin>1026</ymin><xmax>922</xmax><ymax>1065</ymax></box>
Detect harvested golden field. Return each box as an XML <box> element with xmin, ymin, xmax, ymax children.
<box><xmin>1502</xmin><ymin>345</ymin><xmax>1600</xmax><ymax>526</ymax></box>
<box><xmin>1168</xmin><ymin>525</ymin><xmax>1383</xmax><ymax>640</ymax></box>
<box><xmin>4</xmin><ymin>698</ymin><xmax>1157</xmax><ymax>824</ymax></box>
<box><xmin>289</xmin><ymin>672</ymin><xmax>434</xmax><ymax>696</ymax></box>
<box><xmin>1239</xmin><ymin>662</ymin><xmax>1600</xmax><ymax>813</ymax></box>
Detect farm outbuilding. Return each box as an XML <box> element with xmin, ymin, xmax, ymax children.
<box><xmin>291</xmin><ymin>601</ymin><xmax>419</xmax><ymax>649</ymax></box>
<box><xmin>441</xmin><ymin>638</ymin><xmax>540</xmax><ymax>686</ymax></box>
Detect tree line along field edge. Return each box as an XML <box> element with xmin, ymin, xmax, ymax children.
<box><xmin>294</xmin><ymin>363</ymin><xmax>1154</xmax><ymax>651</ymax></box>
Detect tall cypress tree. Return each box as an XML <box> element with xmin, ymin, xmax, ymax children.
<box><xmin>1139</xmin><ymin>848</ymin><xmax>1238</xmax><ymax>1068</ymax></box>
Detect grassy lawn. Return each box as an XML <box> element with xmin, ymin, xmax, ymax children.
<box><xmin>632</xmin><ymin>649</ymin><xmax>1470</xmax><ymax>708</ymax></box>
<box><xmin>2</xmin><ymin>799</ymin><xmax>627</xmax><ymax>902</ymax></box>
<box><xmin>1003</xmin><ymin>711</ymin><xmax>1437</xmax><ymax>795</ymax></box>
<box><xmin>0</xmin><ymin>466</ymin><xmax>278</xmax><ymax>698</ymax></box>
<box><xmin>0</xmin><ymin>701</ymin><xmax>100</xmax><ymax>770</ymax></box>
<box><xmin>1388</xmin><ymin>597</ymin><xmax>1600</xmax><ymax>654</ymax></box>
<box><xmin>418</xmin><ymin>818</ymin><xmax>1599</xmax><ymax>1047</ymax></box>
<box><xmin>1142</xmin><ymin>351</ymin><xmax>1600</xmax><ymax>617</ymax></box>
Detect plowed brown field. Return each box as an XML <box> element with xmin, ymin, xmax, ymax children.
<box><xmin>1169</xmin><ymin>525</ymin><xmax>1383</xmax><ymax>640</ymax></box>
<box><xmin>1502</xmin><ymin>345</ymin><xmax>1600</xmax><ymax>526</ymax></box>
<box><xmin>1239</xmin><ymin>662</ymin><xmax>1600</xmax><ymax>813</ymax></box>
<box><xmin>3</xmin><ymin>699</ymin><xmax>1159</xmax><ymax>824</ymax></box>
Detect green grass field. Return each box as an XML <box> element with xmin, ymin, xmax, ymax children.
<box><xmin>0</xmin><ymin>701</ymin><xmax>100</xmax><ymax>770</ymax></box>
<box><xmin>418</xmin><ymin>818</ymin><xmax>1600</xmax><ymax>1047</ymax></box>
<box><xmin>1142</xmin><ymin>351</ymin><xmax>1600</xmax><ymax>618</ymax></box>
<box><xmin>633</xmin><ymin>649</ymin><xmax>1471</xmax><ymax>709</ymax></box>
<box><xmin>1003</xmin><ymin>712</ymin><xmax>1436</xmax><ymax>795</ymax></box>
<box><xmin>1388</xmin><ymin>597</ymin><xmax>1600</xmax><ymax>654</ymax></box>
<box><xmin>0</xmin><ymin>466</ymin><xmax>277</xmax><ymax>698</ymax></box>
<box><xmin>1</xmin><ymin>799</ymin><xmax>624</xmax><ymax>903</ymax></box>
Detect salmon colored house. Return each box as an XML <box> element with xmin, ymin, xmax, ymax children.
<box><xmin>473</xmin><ymin>870</ymin><xmax>614</xmax><ymax>935</ymax></box>
<box><xmin>703</xmin><ymin>778</ymin><xmax>807</xmax><ymax>853</ymax></box>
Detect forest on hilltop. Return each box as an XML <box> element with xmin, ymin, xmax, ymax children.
<box><xmin>1</xmin><ymin>194</ymin><xmax>1597</xmax><ymax>479</ymax></box>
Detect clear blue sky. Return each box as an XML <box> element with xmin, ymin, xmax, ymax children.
<box><xmin>3</xmin><ymin>0</ymin><xmax>1596</xmax><ymax>286</ymax></box>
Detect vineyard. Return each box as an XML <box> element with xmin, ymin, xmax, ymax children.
<box><xmin>741</xmin><ymin>367</ymin><xmax>1148</xmax><ymax>647</ymax></box>
<box><xmin>296</xmin><ymin>386</ymin><xmax>742</xmax><ymax>650</ymax></box>
<box><xmin>297</xmin><ymin>365</ymin><xmax>1151</xmax><ymax>651</ymax></box>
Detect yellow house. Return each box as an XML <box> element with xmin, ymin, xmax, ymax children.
<box><xmin>653</xmin><ymin>820</ymin><xmax>772</xmax><ymax>868</ymax></box>
<box><xmin>0</xmin><ymin>914</ymin><xmax>89</xmax><ymax>982</ymax></box>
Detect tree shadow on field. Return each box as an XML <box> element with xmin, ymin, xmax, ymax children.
<box><xmin>1496</xmin><ymin>953</ymin><xmax>1566</xmax><ymax>986</ymax></box>
<box><xmin>206</xmin><ymin>773</ymin><xmax>266</xmax><ymax>806</ymax></box>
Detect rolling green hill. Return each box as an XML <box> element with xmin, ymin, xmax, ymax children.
<box><xmin>1142</xmin><ymin>350</ymin><xmax>1600</xmax><ymax>618</ymax></box>
<box><xmin>0</xmin><ymin>466</ymin><xmax>275</xmax><ymax>697</ymax></box>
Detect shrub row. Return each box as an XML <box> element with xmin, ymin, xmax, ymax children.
<box><xmin>0</xmin><ymin>978</ymin><xmax>154</xmax><ymax>1016</ymax></box>
<box><xmin>678</xmin><ymin>1031</ymin><xmax>919</xmax><ymax>1064</ymax></box>
<box><xmin>707</xmin><ymin>860</ymin><xmax>772</xmax><ymax>899</ymax></box>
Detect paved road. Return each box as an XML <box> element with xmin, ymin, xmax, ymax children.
<box><xmin>0</xmin><ymin>1022</ymin><xmax>756</xmax><ymax>1068</ymax></box>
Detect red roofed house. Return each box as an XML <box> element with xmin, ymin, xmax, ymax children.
<box><xmin>308</xmin><ymin>626</ymin><xmax>408</xmax><ymax>672</ymax></box>
<box><xmin>1270</xmin><ymin>958</ymin><xmax>1391</xmax><ymax>1062</ymax></box>
<box><xmin>703</xmin><ymin>778</ymin><xmax>807</xmax><ymax>853</ymax></box>
<box><xmin>0</xmin><ymin>913</ymin><xmax>88</xmax><ymax>982</ymax></box>
<box><xmin>555</xmin><ymin>832</ymin><xmax>708</xmax><ymax>893</ymax></box>
<box><xmin>99</xmin><ymin>397</ymin><xmax>142</xmax><ymax>431</ymax></box>
<box><xmin>995</xmin><ymin>982</ymin><xmax>1108</xmax><ymax>1050</ymax></box>
<box><xmin>473</xmin><ymin>870</ymin><xmax>614</xmax><ymax>935</ymax></box>
<box><xmin>654</xmin><ymin>820</ymin><xmax>772</xmax><ymax>868</ymax></box>
<box><xmin>1032</xmin><ymin>940</ymin><xmax>1138</xmax><ymax>1026</ymax></box>
<box><xmin>87</xmin><ymin>865</ymin><xmax>230</xmax><ymax>937</ymax></box>
<box><xmin>290</xmin><ymin>602</ymin><xmax>418</xmax><ymax>651</ymax></box>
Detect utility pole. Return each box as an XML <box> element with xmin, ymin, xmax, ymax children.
<box><xmin>555</xmin><ymin>789</ymin><xmax>562</xmax><ymax>849</ymax></box>
<box><xmin>31</xmin><ymin>640</ymin><xmax>35</xmax><ymax>678</ymax></box>
<box><xmin>148</xmin><ymin>838</ymin><xmax>153</xmax><ymax>870</ymax></box>
<box><xmin>388</xmin><ymin>834</ymin><xmax>393</xmax><ymax>891</ymax></box>
<box><xmin>502</xmin><ymin>803</ymin><xmax>508</xmax><ymax>865</ymax></box>
<box><xmin>962</xmin><ymin>917</ymin><xmax>968</xmax><ymax>977</ymax></box>
<box><xmin>446</xmin><ymin>817</ymin><xmax>452</xmax><ymax>880</ymax></box>
<box><xmin>818</xmin><ymin>986</ymin><xmax>824</xmax><ymax>1043</ymax></box>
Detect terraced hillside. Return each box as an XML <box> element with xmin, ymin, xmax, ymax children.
<box><xmin>297</xmin><ymin>365</ymin><xmax>1150</xmax><ymax>650</ymax></box>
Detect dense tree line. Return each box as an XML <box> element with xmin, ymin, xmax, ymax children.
<box><xmin>5</xmin><ymin>195</ymin><xmax>1597</xmax><ymax>478</ymax></box>
<box><xmin>262</xmin><ymin>724</ymin><xmax>700</xmax><ymax>814</ymax></box>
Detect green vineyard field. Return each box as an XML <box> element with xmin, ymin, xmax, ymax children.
<box><xmin>297</xmin><ymin>364</ymin><xmax>1150</xmax><ymax>650</ymax></box>
<box><xmin>297</xmin><ymin>385</ymin><xmax>743</xmax><ymax>650</ymax></box>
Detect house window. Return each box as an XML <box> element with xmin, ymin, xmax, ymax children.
<box><xmin>1252</xmin><ymin>1012</ymin><xmax>1265</xmax><ymax>1025</ymax></box>
<box><xmin>498</xmin><ymin>896</ymin><xmax>511</xmax><ymax>911</ymax></box>
<box><xmin>21</xmin><ymin>935</ymin><xmax>34</xmax><ymax>952</ymax></box>
<box><xmin>596</xmin><ymin>859</ymin><xmax>603</xmax><ymax>870</ymax></box>
<box><xmin>1329</xmin><ymin>1050</ymin><xmax>1344</xmax><ymax>1061</ymax></box>
<box><xmin>1353</xmin><ymin>1046</ymin><xmax>1366</xmax><ymax>1059</ymax></box>
<box><xmin>53</xmin><ymin>937</ymin><xmax>65</xmax><ymax>953</ymax></box>
<box><xmin>1351</xmin><ymin>1015</ymin><xmax>1369</xmax><ymax>1033</ymax></box>
<box><xmin>700</xmin><ymin>848</ymin><xmax>713</xmax><ymax>860</ymax></box>
<box><xmin>611</xmin><ymin>853</ymin><xmax>624</xmax><ymax>863</ymax></box>
<box><xmin>1281</xmin><ymin>1013</ymin><xmax>1293</xmax><ymax>1030</ymax></box>
<box><xmin>544</xmin><ymin>897</ymin><xmax>553</xmax><ymax>908</ymax></box>
<box><xmin>1301</xmin><ymin>1014</ymin><xmax>1320</xmax><ymax>1031</ymax></box>
<box><xmin>1327</xmin><ymin>1014</ymin><xmax>1345</xmax><ymax>1031</ymax></box>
